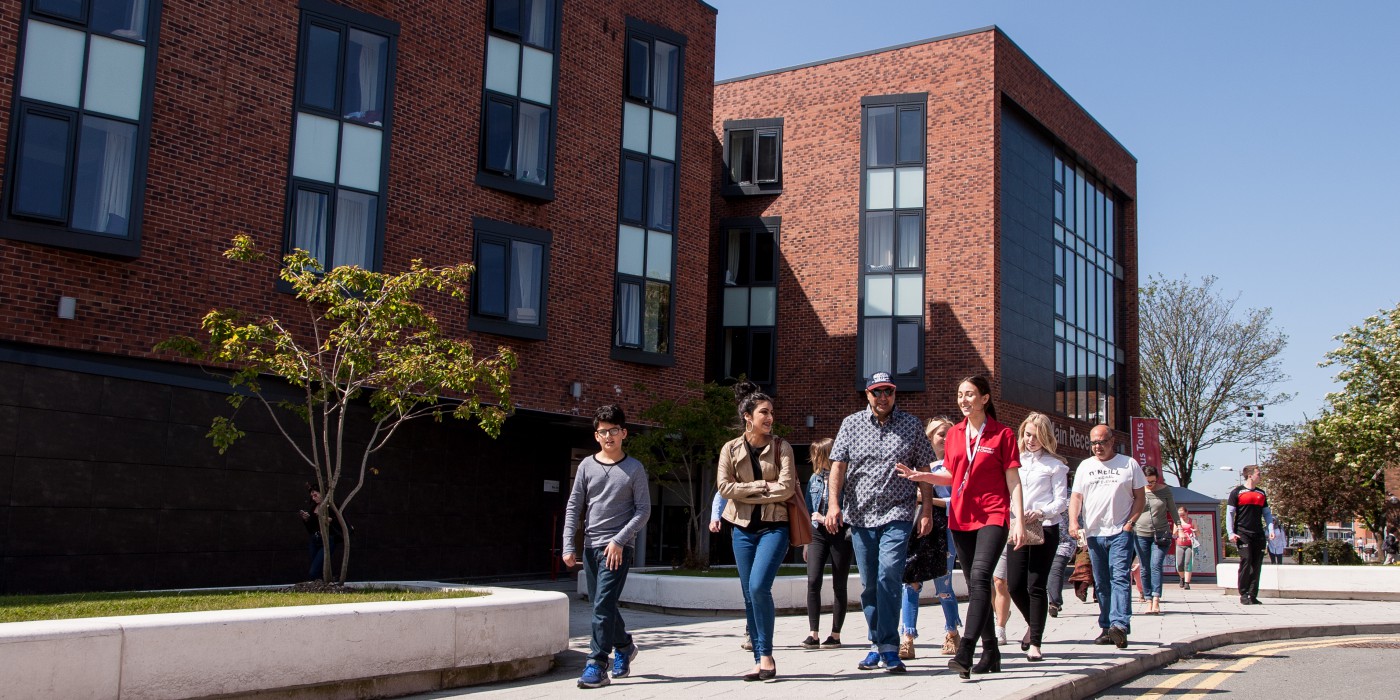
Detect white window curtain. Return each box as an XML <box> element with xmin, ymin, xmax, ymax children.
<box><xmin>516</xmin><ymin>104</ymin><xmax>546</xmax><ymax>183</ymax></box>
<box><xmin>509</xmin><ymin>241</ymin><xmax>540</xmax><ymax>325</ymax></box>
<box><xmin>332</xmin><ymin>192</ymin><xmax>372</xmax><ymax>269</ymax></box>
<box><xmin>725</xmin><ymin>230</ymin><xmax>741</xmax><ymax>284</ymax></box>
<box><xmin>863</xmin><ymin>319</ymin><xmax>892</xmax><ymax>378</ymax></box>
<box><xmin>94</xmin><ymin>123</ymin><xmax>134</xmax><ymax>234</ymax></box>
<box><xmin>293</xmin><ymin>190</ymin><xmax>328</xmax><ymax>264</ymax></box>
<box><xmin>617</xmin><ymin>283</ymin><xmax>640</xmax><ymax>346</ymax></box>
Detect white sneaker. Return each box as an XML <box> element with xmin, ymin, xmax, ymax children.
<box><xmin>995</xmin><ymin>626</ymin><xmax>1008</xmax><ymax>645</ymax></box>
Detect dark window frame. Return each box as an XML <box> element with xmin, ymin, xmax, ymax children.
<box><xmin>475</xmin><ymin>0</ymin><xmax>562</xmax><ymax>201</ymax></box>
<box><xmin>722</xmin><ymin>117</ymin><xmax>783</xmax><ymax>196</ymax></box>
<box><xmin>1</xmin><ymin>0</ymin><xmax>164</xmax><ymax>258</ymax></box>
<box><xmin>855</xmin><ymin>93</ymin><xmax>927</xmax><ymax>392</ymax></box>
<box><xmin>468</xmin><ymin>216</ymin><xmax>552</xmax><ymax>340</ymax></box>
<box><xmin>716</xmin><ymin>217</ymin><xmax>780</xmax><ymax>394</ymax></box>
<box><xmin>611</xmin><ymin>18</ymin><xmax>685</xmax><ymax>367</ymax></box>
<box><xmin>283</xmin><ymin>0</ymin><xmax>399</xmax><ymax>275</ymax></box>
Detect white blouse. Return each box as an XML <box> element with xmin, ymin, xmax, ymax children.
<box><xmin>1019</xmin><ymin>450</ymin><xmax>1069</xmax><ymax>527</ymax></box>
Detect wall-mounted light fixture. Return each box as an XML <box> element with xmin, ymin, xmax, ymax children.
<box><xmin>57</xmin><ymin>296</ymin><xmax>77</xmax><ymax>320</ymax></box>
<box><xmin>569</xmin><ymin>381</ymin><xmax>582</xmax><ymax>399</ymax></box>
<box><xmin>806</xmin><ymin>415</ymin><xmax>815</xmax><ymax>429</ymax></box>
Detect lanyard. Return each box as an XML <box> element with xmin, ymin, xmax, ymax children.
<box><xmin>959</xmin><ymin>423</ymin><xmax>984</xmax><ymax>496</ymax></box>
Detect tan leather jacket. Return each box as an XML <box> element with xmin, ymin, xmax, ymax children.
<box><xmin>717</xmin><ymin>435</ymin><xmax>797</xmax><ymax>526</ymax></box>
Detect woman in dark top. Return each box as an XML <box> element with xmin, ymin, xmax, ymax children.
<box><xmin>898</xmin><ymin>376</ymin><xmax>1025</xmax><ymax>678</ymax></box>
<box><xmin>801</xmin><ymin>437</ymin><xmax>852</xmax><ymax>649</ymax></box>
<box><xmin>717</xmin><ymin>381</ymin><xmax>797</xmax><ymax>681</ymax></box>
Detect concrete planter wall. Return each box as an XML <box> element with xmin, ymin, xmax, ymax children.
<box><xmin>1216</xmin><ymin>563</ymin><xmax>1400</xmax><ymax>601</ymax></box>
<box><xmin>0</xmin><ymin>587</ymin><xmax>567</xmax><ymax>700</ymax></box>
<box><xmin>579</xmin><ymin>567</ymin><xmax>968</xmax><ymax>613</ymax></box>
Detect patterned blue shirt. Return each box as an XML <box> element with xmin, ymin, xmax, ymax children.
<box><xmin>830</xmin><ymin>406</ymin><xmax>935</xmax><ymax>528</ymax></box>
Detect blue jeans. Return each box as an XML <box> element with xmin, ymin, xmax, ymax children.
<box><xmin>733</xmin><ymin>525</ymin><xmax>790</xmax><ymax>661</ymax></box>
<box><xmin>933</xmin><ymin>526</ymin><xmax>962</xmax><ymax>632</ymax></box>
<box><xmin>1133</xmin><ymin>535</ymin><xmax>1169</xmax><ymax>600</ymax></box>
<box><xmin>899</xmin><ymin>583</ymin><xmax>920</xmax><ymax>638</ymax></box>
<box><xmin>851</xmin><ymin>520</ymin><xmax>913</xmax><ymax>653</ymax></box>
<box><xmin>1087</xmin><ymin>530</ymin><xmax>1134</xmax><ymax>632</ymax></box>
<box><xmin>583</xmin><ymin>546</ymin><xmax>635</xmax><ymax>665</ymax></box>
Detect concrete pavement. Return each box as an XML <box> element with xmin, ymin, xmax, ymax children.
<box><xmin>411</xmin><ymin>580</ymin><xmax>1400</xmax><ymax>699</ymax></box>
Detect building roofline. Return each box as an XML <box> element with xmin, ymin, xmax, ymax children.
<box><xmin>715</xmin><ymin>25</ymin><xmax>996</xmax><ymax>85</ymax></box>
<box><xmin>714</xmin><ymin>24</ymin><xmax>1135</xmax><ymax>163</ymax></box>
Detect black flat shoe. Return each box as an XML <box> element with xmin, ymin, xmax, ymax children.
<box><xmin>743</xmin><ymin>667</ymin><xmax>776</xmax><ymax>682</ymax></box>
<box><xmin>1027</xmin><ymin>648</ymin><xmax>1044</xmax><ymax>662</ymax></box>
<box><xmin>1021</xmin><ymin>629</ymin><xmax>1031</xmax><ymax>652</ymax></box>
<box><xmin>820</xmin><ymin>636</ymin><xmax>842</xmax><ymax>648</ymax></box>
<box><xmin>799</xmin><ymin>635</ymin><xmax>820</xmax><ymax>649</ymax></box>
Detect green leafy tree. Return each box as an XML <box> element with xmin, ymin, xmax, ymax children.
<box><xmin>159</xmin><ymin>236</ymin><xmax>518</xmax><ymax>583</ymax></box>
<box><xmin>1317</xmin><ymin>302</ymin><xmax>1400</xmax><ymax>536</ymax></box>
<box><xmin>626</xmin><ymin>381</ymin><xmax>743</xmax><ymax>569</ymax></box>
<box><xmin>1139</xmin><ymin>275</ymin><xmax>1292</xmax><ymax>488</ymax></box>
<box><xmin>1264</xmin><ymin>422</ymin><xmax>1374</xmax><ymax>542</ymax></box>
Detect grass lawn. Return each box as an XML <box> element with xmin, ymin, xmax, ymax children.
<box><xmin>647</xmin><ymin>566</ymin><xmax>810</xmax><ymax>577</ymax></box>
<box><xmin>0</xmin><ymin>588</ymin><xmax>486</xmax><ymax>624</ymax></box>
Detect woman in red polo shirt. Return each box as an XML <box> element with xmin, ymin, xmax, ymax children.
<box><xmin>897</xmin><ymin>375</ymin><xmax>1024</xmax><ymax>678</ymax></box>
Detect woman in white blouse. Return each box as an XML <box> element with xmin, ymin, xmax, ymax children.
<box><xmin>1003</xmin><ymin>412</ymin><xmax>1068</xmax><ymax>662</ymax></box>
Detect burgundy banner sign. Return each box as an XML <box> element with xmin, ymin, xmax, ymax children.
<box><xmin>1130</xmin><ymin>417</ymin><xmax>1161</xmax><ymax>468</ymax></box>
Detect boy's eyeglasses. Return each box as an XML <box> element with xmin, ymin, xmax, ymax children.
<box><xmin>595</xmin><ymin>428</ymin><xmax>624</xmax><ymax>437</ymax></box>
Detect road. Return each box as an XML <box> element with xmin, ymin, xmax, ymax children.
<box><xmin>1092</xmin><ymin>634</ymin><xmax>1400</xmax><ymax>699</ymax></box>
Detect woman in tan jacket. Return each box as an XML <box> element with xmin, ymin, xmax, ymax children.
<box><xmin>718</xmin><ymin>380</ymin><xmax>797</xmax><ymax>682</ymax></box>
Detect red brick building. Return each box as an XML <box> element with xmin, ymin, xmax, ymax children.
<box><xmin>0</xmin><ymin>0</ymin><xmax>716</xmax><ymax>592</ymax></box>
<box><xmin>710</xmin><ymin>27</ymin><xmax>1139</xmax><ymax>462</ymax></box>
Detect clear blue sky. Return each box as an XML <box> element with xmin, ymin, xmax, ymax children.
<box><xmin>708</xmin><ymin>0</ymin><xmax>1400</xmax><ymax>499</ymax></box>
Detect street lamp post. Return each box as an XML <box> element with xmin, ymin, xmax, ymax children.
<box><xmin>1243</xmin><ymin>405</ymin><xmax>1265</xmax><ymax>465</ymax></box>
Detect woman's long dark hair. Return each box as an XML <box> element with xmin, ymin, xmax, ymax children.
<box><xmin>733</xmin><ymin>380</ymin><xmax>772</xmax><ymax>432</ymax></box>
<box><xmin>959</xmin><ymin>375</ymin><xmax>997</xmax><ymax>421</ymax></box>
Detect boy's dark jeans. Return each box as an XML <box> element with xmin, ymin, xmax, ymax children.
<box><xmin>583</xmin><ymin>545</ymin><xmax>635</xmax><ymax>665</ymax></box>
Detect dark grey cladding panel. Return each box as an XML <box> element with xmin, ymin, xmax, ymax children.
<box><xmin>1000</xmin><ymin>105</ymin><xmax>1056</xmax><ymax>415</ymax></box>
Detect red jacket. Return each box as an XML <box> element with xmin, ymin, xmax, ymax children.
<box><xmin>944</xmin><ymin>416</ymin><xmax>1020</xmax><ymax>530</ymax></box>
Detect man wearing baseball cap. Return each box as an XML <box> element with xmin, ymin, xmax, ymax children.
<box><xmin>825</xmin><ymin>371</ymin><xmax>935</xmax><ymax>673</ymax></box>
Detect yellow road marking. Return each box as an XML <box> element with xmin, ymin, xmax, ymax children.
<box><xmin>1134</xmin><ymin>661</ymin><xmax>1220</xmax><ymax>699</ymax></box>
<box><xmin>1175</xmin><ymin>636</ymin><xmax>1397</xmax><ymax>700</ymax></box>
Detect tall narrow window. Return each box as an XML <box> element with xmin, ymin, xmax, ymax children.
<box><xmin>613</xmin><ymin>20</ymin><xmax>684</xmax><ymax>365</ymax></box>
<box><xmin>469</xmin><ymin>217</ymin><xmax>552</xmax><ymax>340</ymax></box>
<box><xmin>719</xmin><ymin>219</ymin><xmax>779</xmax><ymax>392</ymax></box>
<box><xmin>722</xmin><ymin>118</ymin><xmax>783</xmax><ymax>195</ymax></box>
<box><xmin>2</xmin><ymin>0</ymin><xmax>161</xmax><ymax>257</ymax></box>
<box><xmin>478</xmin><ymin>0</ymin><xmax>559</xmax><ymax>199</ymax></box>
<box><xmin>858</xmin><ymin>95</ymin><xmax>926</xmax><ymax>387</ymax></box>
<box><xmin>285</xmin><ymin>0</ymin><xmax>397</xmax><ymax>272</ymax></box>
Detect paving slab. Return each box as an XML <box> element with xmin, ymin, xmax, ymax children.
<box><xmin>409</xmin><ymin>581</ymin><xmax>1400</xmax><ymax>699</ymax></box>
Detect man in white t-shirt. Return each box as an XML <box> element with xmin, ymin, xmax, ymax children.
<box><xmin>1068</xmin><ymin>425</ymin><xmax>1145</xmax><ymax>649</ymax></box>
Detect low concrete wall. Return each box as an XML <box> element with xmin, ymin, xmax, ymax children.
<box><xmin>0</xmin><ymin>586</ymin><xmax>568</xmax><ymax>700</ymax></box>
<box><xmin>579</xmin><ymin>567</ymin><xmax>968</xmax><ymax>613</ymax></box>
<box><xmin>1216</xmin><ymin>563</ymin><xmax>1400</xmax><ymax>601</ymax></box>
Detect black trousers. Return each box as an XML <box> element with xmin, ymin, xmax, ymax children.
<box><xmin>806</xmin><ymin>524</ymin><xmax>854</xmax><ymax>633</ymax></box>
<box><xmin>1005</xmin><ymin>525</ymin><xmax>1060</xmax><ymax>646</ymax></box>
<box><xmin>952</xmin><ymin>525</ymin><xmax>1009</xmax><ymax>649</ymax></box>
<box><xmin>1047</xmin><ymin>551</ymin><xmax>1071</xmax><ymax>607</ymax></box>
<box><xmin>1236</xmin><ymin>535</ymin><xmax>1267</xmax><ymax>600</ymax></box>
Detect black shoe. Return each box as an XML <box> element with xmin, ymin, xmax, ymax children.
<box><xmin>1107</xmin><ymin>625</ymin><xmax>1128</xmax><ymax>649</ymax></box>
<box><xmin>1021</xmin><ymin>629</ymin><xmax>1031</xmax><ymax>652</ymax></box>
<box><xmin>972</xmin><ymin>643</ymin><xmax>1002</xmax><ymax>674</ymax></box>
<box><xmin>1094</xmin><ymin>630</ymin><xmax>1113</xmax><ymax>645</ymax></box>
<box><xmin>1250</xmin><ymin>597</ymin><xmax>1263</xmax><ymax>605</ymax></box>
<box><xmin>1048</xmin><ymin>603</ymin><xmax>1060</xmax><ymax>618</ymax></box>
<box><xmin>821</xmin><ymin>636</ymin><xmax>842</xmax><ymax>648</ymax></box>
<box><xmin>800</xmin><ymin>635</ymin><xmax>820</xmax><ymax>649</ymax></box>
<box><xmin>1184</xmin><ymin>582</ymin><xmax>1191</xmax><ymax>590</ymax></box>
<box><xmin>1240</xmin><ymin>595</ymin><xmax>1254</xmax><ymax>605</ymax></box>
<box><xmin>948</xmin><ymin>638</ymin><xmax>977</xmax><ymax>679</ymax></box>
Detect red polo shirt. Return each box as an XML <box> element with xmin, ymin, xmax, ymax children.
<box><xmin>944</xmin><ymin>416</ymin><xmax>1020</xmax><ymax>530</ymax></box>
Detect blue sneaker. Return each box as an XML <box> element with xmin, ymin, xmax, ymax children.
<box><xmin>612</xmin><ymin>644</ymin><xmax>639</xmax><ymax>678</ymax></box>
<box><xmin>857</xmin><ymin>650</ymin><xmax>883</xmax><ymax>670</ymax></box>
<box><xmin>578</xmin><ymin>663</ymin><xmax>610</xmax><ymax>689</ymax></box>
<box><xmin>881</xmin><ymin>650</ymin><xmax>907</xmax><ymax>673</ymax></box>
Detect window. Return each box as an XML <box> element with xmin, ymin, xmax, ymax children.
<box><xmin>858</xmin><ymin>94</ymin><xmax>926</xmax><ymax>388</ymax></box>
<box><xmin>1052</xmin><ymin>153</ymin><xmax>1123</xmax><ymax>428</ymax></box>
<box><xmin>469</xmin><ymin>217</ymin><xmax>551</xmax><ymax>340</ymax></box>
<box><xmin>285</xmin><ymin>0</ymin><xmax>397</xmax><ymax>272</ymax></box>
<box><xmin>477</xmin><ymin>0</ymin><xmax>559</xmax><ymax>199</ymax></box>
<box><xmin>722</xmin><ymin>118</ymin><xmax>782</xmax><ymax>195</ymax></box>
<box><xmin>612</xmin><ymin>20</ymin><xmax>684</xmax><ymax>366</ymax></box>
<box><xmin>719</xmin><ymin>218</ymin><xmax>779</xmax><ymax>392</ymax></box>
<box><xmin>2</xmin><ymin>0</ymin><xmax>161</xmax><ymax>257</ymax></box>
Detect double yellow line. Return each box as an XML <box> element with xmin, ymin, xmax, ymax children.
<box><xmin>1136</xmin><ymin>635</ymin><xmax>1397</xmax><ymax>699</ymax></box>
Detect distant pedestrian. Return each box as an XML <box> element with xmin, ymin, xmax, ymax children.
<box><xmin>921</xmin><ymin>417</ymin><xmax>964</xmax><ymax>656</ymax></box>
<box><xmin>898</xmin><ymin>420</ymin><xmax>951</xmax><ymax>660</ymax></box>
<box><xmin>828</xmin><ymin>371</ymin><xmax>936</xmax><ymax>675</ymax></box>
<box><xmin>718</xmin><ymin>381</ymin><xmax>797</xmax><ymax>682</ymax></box>
<box><xmin>1267</xmin><ymin>520</ymin><xmax>1287</xmax><ymax>564</ymax></box>
<box><xmin>1131</xmin><ymin>466</ymin><xmax>1177</xmax><ymax>615</ymax></box>
<box><xmin>1227</xmin><ymin>465</ymin><xmax>1276</xmax><ymax>605</ymax></box>
<box><xmin>1385</xmin><ymin>533</ymin><xmax>1399</xmax><ymax>565</ymax></box>
<box><xmin>1174</xmin><ymin>507</ymin><xmax>1199</xmax><ymax>589</ymax></box>
<box><xmin>563</xmin><ymin>404</ymin><xmax>651</xmax><ymax>689</ymax></box>
<box><xmin>1068</xmin><ymin>425</ymin><xmax>1146</xmax><ymax>650</ymax></box>
<box><xmin>803</xmin><ymin>437</ymin><xmax>853</xmax><ymax>651</ymax></box>
<box><xmin>1045</xmin><ymin>530</ymin><xmax>1078</xmax><ymax>617</ymax></box>
<box><xmin>299</xmin><ymin>484</ymin><xmax>344</xmax><ymax>581</ymax></box>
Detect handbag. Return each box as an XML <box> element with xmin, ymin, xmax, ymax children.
<box><xmin>1022</xmin><ymin>516</ymin><xmax>1045</xmax><ymax>546</ymax></box>
<box><xmin>1154</xmin><ymin>529</ymin><xmax>1173</xmax><ymax>548</ymax></box>
<box><xmin>786</xmin><ymin>490</ymin><xmax>813</xmax><ymax>547</ymax></box>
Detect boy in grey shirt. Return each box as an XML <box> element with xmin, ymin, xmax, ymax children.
<box><xmin>562</xmin><ymin>404</ymin><xmax>650</xmax><ymax>688</ymax></box>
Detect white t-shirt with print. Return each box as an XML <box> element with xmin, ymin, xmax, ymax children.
<box><xmin>1071</xmin><ymin>453</ymin><xmax>1146</xmax><ymax>538</ymax></box>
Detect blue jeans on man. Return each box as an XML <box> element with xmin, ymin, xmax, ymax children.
<box><xmin>851</xmin><ymin>519</ymin><xmax>913</xmax><ymax>652</ymax></box>
<box><xmin>1133</xmin><ymin>535</ymin><xmax>1169</xmax><ymax>600</ymax></box>
<box><xmin>583</xmin><ymin>545</ymin><xmax>635</xmax><ymax>666</ymax></box>
<box><xmin>1087</xmin><ymin>529</ymin><xmax>1134</xmax><ymax>633</ymax></box>
<box><xmin>732</xmin><ymin>525</ymin><xmax>790</xmax><ymax>661</ymax></box>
